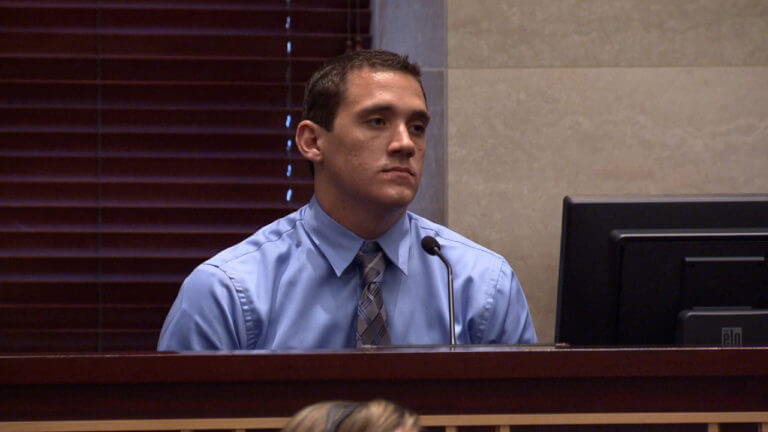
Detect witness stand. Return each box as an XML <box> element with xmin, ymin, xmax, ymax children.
<box><xmin>1</xmin><ymin>346</ymin><xmax>767</xmax><ymax>431</ymax></box>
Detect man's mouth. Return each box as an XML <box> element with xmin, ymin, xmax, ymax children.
<box><xmin>382</xmin><ymin>166</ymin><xmax>415</xmax><ymax>176</ymax></box>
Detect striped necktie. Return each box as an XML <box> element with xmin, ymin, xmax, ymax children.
<box><xmin>354</xmin><ymin>241</ymin><xmax>391</xmax><ymax>347</ymax></box>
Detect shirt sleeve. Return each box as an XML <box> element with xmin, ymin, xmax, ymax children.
<box><xmin>157</xmin><ymin>264</ymin><xmax>248</xmax><ymax>351</ymax></box>
<box><xmin>483</xmin><ymin>261</ymin><xmax>538</xmax><ymax>344</ymax></box>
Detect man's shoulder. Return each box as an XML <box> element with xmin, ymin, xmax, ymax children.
<box><xmin>204</xmin><ymin>207</ymin><xmax>306</xmax><ymax>271</ymax></box>
<box><xmin>407</xmin><ymin>211</ymin><xmax>507</xmax><ymax>266</ymax></box>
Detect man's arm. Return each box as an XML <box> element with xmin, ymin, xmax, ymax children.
<box><xmin>157</xmin><ymin>264</ymin><xmax>248</xmax><ymax>351</ymax></box>
<box><xmin>483</xmin><ymin>262</ymin><xmax>538</xmax><ymax>344</ymax></box>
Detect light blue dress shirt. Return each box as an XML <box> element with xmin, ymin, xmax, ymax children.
<box><xmin>158</xmin><ymin>196</ymin><xmax>536</xmax><ymax>350</ymax></box>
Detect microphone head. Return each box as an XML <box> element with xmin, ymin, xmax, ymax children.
<box><xmin>421</xmin><ymin>236</ymin><xmax>441</xmax><ymax>255</ymax></box>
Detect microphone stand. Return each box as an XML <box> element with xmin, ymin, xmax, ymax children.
<box><xmin>433</xmin><ymin>249</ymin><xmax>456</xmax><ymax>346</ymax></box>
<box><xmin>422</xmin><ymin>236</ymin><xmax>456</xmax><ymax>346</ymax></box>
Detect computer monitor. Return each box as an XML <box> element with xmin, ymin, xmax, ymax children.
<box><xmin>555</xmin><ymin>195</ymin><xmax>768</xmax><ymax>346</ymax></box>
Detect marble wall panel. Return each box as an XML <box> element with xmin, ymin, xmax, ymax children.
<box><xmin>373</xmin><ymin>0</ymin><xmax>447</xmax><ymax>222</ymax></box>
<box><xmin>448</xmin><ymin>0</ymin><xmax>768</xmax><ymax>68</ymax></box>
<box><xmin>374</xmin><ymin>0</ymin><xmax>446</xmax><ymax>69</ymax></box>
<box><xmin>448</xmin><ymin>67</ymin><xmax>768</xmax><ymax>342</ymax></box>
<box><xmin>412</xmin><ymin>69</ymin><xmax>446</xmax><ymax>223</ymax></box>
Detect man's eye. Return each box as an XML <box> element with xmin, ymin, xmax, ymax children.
<box><xmin>409</xmin><ymin>123</ymin><xmax>426</xmax><ymax>135</ymax></box>
<box><xmin>367</xmin><ymin>118</ymin><xmax>385</xmax><ymax>127</ymax></box>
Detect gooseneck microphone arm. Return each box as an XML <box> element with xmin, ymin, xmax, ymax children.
<box><xmin>421</xmin><ymin>236</ymin><xmax>456</xmax><ymax>345</ymax></box>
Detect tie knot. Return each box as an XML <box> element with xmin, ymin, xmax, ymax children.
<box><xmin>355</xmin><ymin>241</ymin><xmax>385</xmax><ymax>284</ymax></box>
<box><xmin>356</xmin><ymin>240</ymin><xmax>381</xmax><ymax>260</ymax></box>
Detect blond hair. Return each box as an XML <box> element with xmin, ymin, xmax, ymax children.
<box><xmin>281</xmin><ymin>400</ymin><xmax>418</xmax><ymax>432</ymax></box>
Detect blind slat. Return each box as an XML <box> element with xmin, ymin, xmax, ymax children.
<box><xmin>2</xmin><ymin>33</ymin><xmax>371</xmax><ymax>58</ymax></box>
<box><xmin>0</xmin><ymin>282</ymin><xmax>179</xmax><ymax>303</ymax></box>
<box><xmin>0</xmin><ymin>57</ymin><xmax>325</xmax><ymax>81</ymax></box>
<box><xmin>0</xmin><ymin>305</ymin><xmax>168</xmax><ymax>329</ymax></box>
<box><xmin>0</xmin><ymin>82</ymin><xmax>306</xmax><ymax>107</ymax></box>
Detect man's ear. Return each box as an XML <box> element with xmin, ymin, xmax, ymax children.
<box><xmin>295</xmin><ymin>120</ymin><xmax>325</xmax><ymax>164</ymax></box>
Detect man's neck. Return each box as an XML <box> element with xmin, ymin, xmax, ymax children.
<box><xmin>314</xmin><ymin>194</ymin><xmax>407</xmax><ymax>240</ymax></box>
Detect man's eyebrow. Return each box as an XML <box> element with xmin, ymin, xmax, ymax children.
<box><xmin>412</xmin><ymin>110</ymin><xmax>431</xmax><ymax>124</ymax></box>
<box><xmin>358</xmin><ymin>104</ymin><xmax>431</xmax><ymax>123</ymax></box>
<box><xmin>357</xmin><ymin>103</ymin><xmax>395</xmax><ymax>117</ymax></box>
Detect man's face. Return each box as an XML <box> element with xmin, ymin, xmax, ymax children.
<box><xmin>317</xmin><ymin>67</ymin><xmax>429</xmax><ymax>213</ymax></box>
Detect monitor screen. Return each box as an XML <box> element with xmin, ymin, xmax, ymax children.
<box><xmin>555</xmin><ymin>195</ymin><xmax>768</xmax><ymax>346</ymax></box>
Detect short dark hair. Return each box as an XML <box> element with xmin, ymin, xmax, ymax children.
<box><xmin>301</xmin><ymin>49</ymin><xmax>425</xmax><ymax>131</ymax></box>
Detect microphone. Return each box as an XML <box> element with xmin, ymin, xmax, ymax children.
<box><xmin>421</xmin><ymin>236</ymin><xmax>456</xmax><ymax>345</ymax></box>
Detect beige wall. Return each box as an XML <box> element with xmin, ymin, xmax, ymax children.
<box><xmin>446</xmin><ymin>0</ymin><xmax>768</xmax><ymax>342</ymax></box>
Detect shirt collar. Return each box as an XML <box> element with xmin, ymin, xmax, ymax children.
<box><xmin>303</xmin><ymin>196</ymin><xmax>411</xmax><ymax>277</ymax></box>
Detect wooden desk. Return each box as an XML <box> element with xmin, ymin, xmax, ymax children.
<box><xmin>1</xmin><ymin>346</ymin><xmax>767</xmax><ymax>431</ymax></box>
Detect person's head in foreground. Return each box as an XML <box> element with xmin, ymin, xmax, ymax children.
<box><xmin>282</xmin><ymin>400</ymin><xmax>419</xmax><ymax>432</ymax></box>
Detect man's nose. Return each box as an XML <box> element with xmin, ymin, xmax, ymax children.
<box><xmin>389</xmin><ymin>123</ymin><xmax>416</xmax><ymax>157</ymax></box>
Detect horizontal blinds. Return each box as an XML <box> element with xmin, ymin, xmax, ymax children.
<box><xmin>0</xmin><ymin>0</ymin><xmax>370</xmax><ymax>352</ymax></box>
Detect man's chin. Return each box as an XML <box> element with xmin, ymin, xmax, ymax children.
<box><xmin>376</xmin><ymin>189</ymin><xmax>418</xmax><ymax>210</ymax></box>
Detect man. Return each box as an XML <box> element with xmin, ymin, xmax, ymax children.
<box><xmin>158</xmin><ymin>49</ymin><xmax>536</xmax><ymax>350</ymax></box>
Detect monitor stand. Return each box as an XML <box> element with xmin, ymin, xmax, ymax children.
<box><xmin>676</xmin><ymin>307</ymin><xmax>768</xmax><ymax>346</ymax></box>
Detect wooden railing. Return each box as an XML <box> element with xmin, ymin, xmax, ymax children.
<box><xmin>3</xmin><ymin>412</ymin><xmax>768</xmax><ymax>432</ymax></box>
<box><xmin>1</xmin><ymin>346</ymin><xmax>767</xmax><ymax>431</ymax></box>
